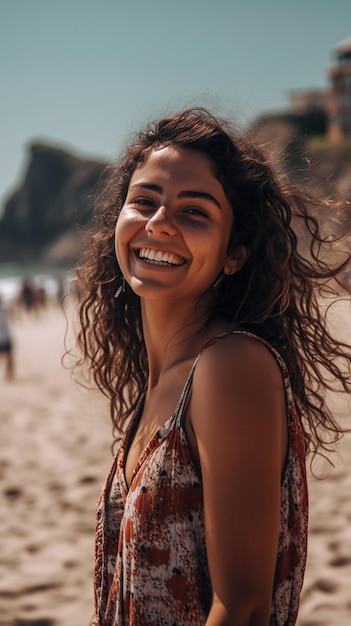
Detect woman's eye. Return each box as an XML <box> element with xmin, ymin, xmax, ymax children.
<box><xmin>131</xmin><ymin>197</ymin><xmax>155</xmax><ymax>208</ymax></box>
<box><xmin>184</xmin><ymin>207</ymin><xmax>209</xmax><ymax>218</ymax></box>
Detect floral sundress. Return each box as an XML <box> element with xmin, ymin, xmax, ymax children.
<box><xmin>91</xmin><ymin>331</ymin><xmax>308</xmax><ymax>626</ymax></box>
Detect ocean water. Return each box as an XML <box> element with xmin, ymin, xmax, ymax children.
<box><xmin>0</xmin><ymin>262</ymin><xmax>73</xmax><ymax>302</ymax></box>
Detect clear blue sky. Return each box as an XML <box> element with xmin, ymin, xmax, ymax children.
<box><xmin>1</xmin><ymin>0</ymin><xmax>350</xmax><ymax>211</ymax></box>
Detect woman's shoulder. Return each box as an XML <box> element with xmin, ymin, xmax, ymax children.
<box><xmin>190</xmin><ymin>330</ymin><xmax>288</xmax><ymax>444</ymax></box>
<box><xmin>189</xmin><ymin>329</ymin><xmax>289</xmax><ymax>484</ymax></box>
<box><xmin>197</xmin><ymin>330</ymin><xmax>285</xmax><ymax>387</ymax></box>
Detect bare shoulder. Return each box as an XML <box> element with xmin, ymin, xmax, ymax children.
<box><xmin>194</xmin><ymin>332</ymin><xmax>285</xmax><ymax>398</ymax></box>
<box><xmin>190</xmin><ymin>333</ymin><xmax>287</xmax><ymax>464</ymax></box>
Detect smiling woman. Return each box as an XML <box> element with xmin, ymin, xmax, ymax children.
<box><xmin>115</xmin><ymin>146</ymin><xmax>241</xmax><ymax>305</ymax></box>
<box><xmin>72</xmin><ymin>107</ymin><xmax>351</xmax><ymax>626</ymax></box>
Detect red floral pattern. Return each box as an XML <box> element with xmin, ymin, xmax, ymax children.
<box><xmin>90</xmin><ymin>332</ymin><xmax>308</xmax><ymax>625</ymax></box>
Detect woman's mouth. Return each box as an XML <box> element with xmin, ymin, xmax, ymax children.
<box><xmin>137</xmin><ymin>248</ymin><xmax>186</xmax><ymax>267</ymax></box>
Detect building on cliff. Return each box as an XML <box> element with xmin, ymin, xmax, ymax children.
<box><xmin>327</xmin><ymin>39</ymin><xmax>351</xmax><ymax>140</ymax></box>
<box><xmin>289</xmin><ymin>38</ymin><xmax>351</xmax><ymax>141</ymax></box>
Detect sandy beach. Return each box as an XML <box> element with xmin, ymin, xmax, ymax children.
<box><xmin>0</xmin><ymin>296</ymin><xmax>350</xmax><ymax>626</ymax></box>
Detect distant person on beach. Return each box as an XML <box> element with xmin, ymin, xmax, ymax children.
<box><xmin>73</xmin><ymin>108</ymin><xmax>351</xmax><ymax>625</ymax></box>
<box><xmin>17</xmin><ymin>278</ymin><xmax>40</xmax><ymax>314</ymax></box>
<box><xmin>0</xmin><ymin>294</ymin><xmax>14</xmax><ymax>381</ymax></box>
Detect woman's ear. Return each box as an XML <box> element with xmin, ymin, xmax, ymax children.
<box><xmin>224</xmin><ymin>246</ymin><xmax>250</xmax><ymax>275</ymax></box>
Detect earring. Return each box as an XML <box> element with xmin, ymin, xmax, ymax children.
<box><xmin>114</xmin><ymin>277</ymin><xmax>125</xmax><ymax>299</ymax></box>
<box><xmin>213</xmin><ymin>273</ymin><xmax>225</xmax><ymax>290</ymax></box>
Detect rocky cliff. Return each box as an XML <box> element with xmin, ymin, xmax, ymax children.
<box><xmin>0</xmin><ymin>142</ymin><xmax>107</xmax><ymax>265</ymax></box>
<box><xmin>251</xmin><ymin>116</ymin><xmax>351</xmax><ymax>199</ymax></box>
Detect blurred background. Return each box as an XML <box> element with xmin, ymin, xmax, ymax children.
<box><xmin>1</xmin><ymin>0</ymin><xmax>351</xmax><ymax>294</ymax></box>
<box><xmin>0</xmin><ymin>2</ymin><xmax>351</xmax><ymax>625</ymax></box>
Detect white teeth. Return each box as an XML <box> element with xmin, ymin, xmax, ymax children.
<box><xmin>138</xmin><ymin>248</ymin><xmax>183</xmax><ymax>266</ymax></box>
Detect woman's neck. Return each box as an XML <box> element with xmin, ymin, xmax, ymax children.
<box><xmin>140</xmin><ymin>298</ymin><xmax>212</xmax><ymax>388</ymax></box>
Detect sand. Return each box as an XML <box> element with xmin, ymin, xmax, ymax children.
<box><xmin>0</xmin><ymin>297</ymin><xmax>350</xmax><ymax>626</ymax></box>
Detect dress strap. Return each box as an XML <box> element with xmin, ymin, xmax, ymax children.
<box><xmin>171</xmin><ymin>334</ymin><xmax>232</xmax><ymax>429</ymax></box>
<box><xmin>172</xmin><ymin>354</ymin><xmax>201</xmax><ymax>429</ymax></box>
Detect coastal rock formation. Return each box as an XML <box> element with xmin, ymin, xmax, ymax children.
<box><xmin>0</xmin><ymin>142</ymin><xmax>107</xmax><ymax>264</ymax></box>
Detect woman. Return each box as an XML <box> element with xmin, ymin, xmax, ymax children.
<box><xmin>74</xmin><ymin>108</ymin><xmax>351</xmax><ymax>625</ymax></box>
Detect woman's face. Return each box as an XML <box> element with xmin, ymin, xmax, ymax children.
<box><xmin>115</xmin><ymin>145</ymin><xmax>242</xmax><ymax>304</ymax></box>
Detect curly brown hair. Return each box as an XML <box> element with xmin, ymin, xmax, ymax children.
<box><xmin>73</xmin><ymin>107</ymin><xmax>351</xmax><ymax>459</ymax></box>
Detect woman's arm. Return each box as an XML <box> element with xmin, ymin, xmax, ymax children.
<box><xmin>190</xmin><ymin>334</ymin><xmax>288</xmax><ymax>625</ymax></box>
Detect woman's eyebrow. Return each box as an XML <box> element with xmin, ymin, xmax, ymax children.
<box><xmin>178</xmin><ymin>190</ymin><xmax>222</xmax><ymax>209</ymax></box>
<box><xmin>129</xmin><ymin>183</ymin><xmax>222</xmax><ymax>209</ymax></box>
<box><xmin>129</xmin><ymin>183</ymin><xmax>162</xmax><ymax>193</ymax></box>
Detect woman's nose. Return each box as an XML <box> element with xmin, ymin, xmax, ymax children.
<box><xmin>145</xmin><ymin>206</ymin><xmax>177</xmax><ymax>236</ymax></box>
